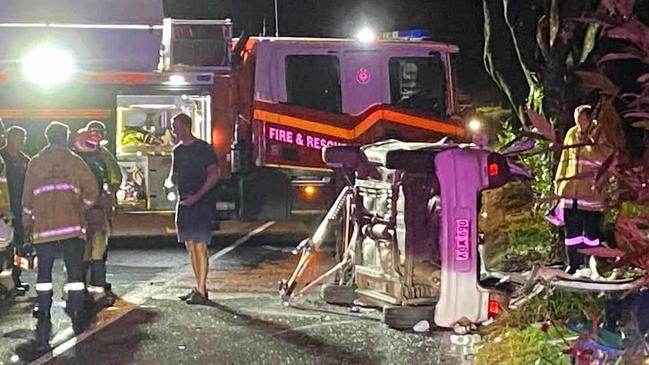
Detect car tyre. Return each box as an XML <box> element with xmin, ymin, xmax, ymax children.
<box><xmin>383</xmin><ymin>305</ymin><xmax>435</xmax><ymax>331</ymax></box>
<box><xmin>321</xmin><ymin>284</ymin><xmax>356</xmax><ymax>305</ymax></box>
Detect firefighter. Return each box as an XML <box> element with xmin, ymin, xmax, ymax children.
<box><xmin>79</xmin><ymin>121</ymin><xmax>122</xmax><ymax>194</ymax></box>
<box><xmin>0</xmin><ymin>119</ymin><xmax>15</xmax><ymax>297</ymax></box>
<box><xmin>0</xmin><ymin>120</ymin><xmax>10</xmax><ymax>220</ymax></box>
<box><xmin>78</xmin><ymin>120</ymin><xmax>121</xmax><ymax>294</ymax></box>
<box><xmin>23</xmin><ymin>122</ymin><xmax>98</xmax><ymax>350</ymax></box>
<box><xmin>555</xmin><ymin>105</ymin><xmax>613</xmax><ymax>279</ymax></box>
<box><xmin>72</xmin><ymin>130</ymin><xmax>115</xmax><ymax>307</ymax></box>
<box><xmin>0</xmin><ymin>126</ymin><xmax>31</xmax><ymax>296</ymax></box>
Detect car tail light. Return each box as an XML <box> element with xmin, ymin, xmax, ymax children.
<box><xmin>488</xmin><ymin>292</ymin><xmax>509</xmax><ymax>319</ymax></box>
<box><xmin>488</xmin><ymin>162</ymin><xmax>499</xmax><ymax>177</ymax></box>
<box><xmin>488</xmin><ymin>299</ymin><xmax>500</xmax><ymax>319</ymax></box>
<box><xmin>487</xmin><ymin>153</ymin><xmax>510</xmax><ymax>188</ymax></box>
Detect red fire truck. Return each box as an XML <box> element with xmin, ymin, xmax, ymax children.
<box><xmin>0</xmin><ymin>1</ymin><xmax>474</xmax><ymax>232</ymax></box>
<box><xmin>215</xmin><ymin>33</ymin><xmax>471</xmax><ymax>220</ymax></box>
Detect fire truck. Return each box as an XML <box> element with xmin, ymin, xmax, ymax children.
<box><xmin>0</xmin><ymin>0</ymin><xmax>473</xmax><ymax>232</ymax></box>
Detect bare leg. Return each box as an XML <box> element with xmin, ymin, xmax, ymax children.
<box><xmin>185</xmin><ymin>242</ymin><xmax>199</xmax><ymax>287</ymax></box>
<box><xmin>194</xmin><ymin>241</ymin><xmax>209</xmax><ymax>296</ymax></box>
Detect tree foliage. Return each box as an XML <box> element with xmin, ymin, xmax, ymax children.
<box><xmin>484</xmin><ymin>0</ymin><xmax>649</xmax><ymax>289</ymax></box>
<box><xmin>483</xmin><ymin>0</ymin><xmax>649</xmax><ymax>140</ymax></box>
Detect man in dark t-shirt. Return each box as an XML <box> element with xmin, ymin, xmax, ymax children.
<box><xmin>169</xmin><ymin>113</ymin><xmax>219</xmax><ymax>305</ymax></box>
<box><xmin>0</xmin><ymin>126</ymin><xmax>30</xmax><ymax>292</ymax></box>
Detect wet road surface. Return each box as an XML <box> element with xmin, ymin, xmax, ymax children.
<box><xmin>0</xmin><ymin>222</ymin><xmax>469</xmax><ymax>365</ymax></box>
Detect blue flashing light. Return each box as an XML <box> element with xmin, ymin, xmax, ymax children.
<box><xmin>196</xmin><ymin>74</ymin><xmax>212</xmax><ymax>82</ymax></box>
<box><xmin>410</xmin><ymin>29</ymin><xmax>424</xmax><ymax>38</ymax></box>
<box><xmin>383</xmin><ymin>29</ymin><xmax>432</xmax><ymax>41</ymax></box>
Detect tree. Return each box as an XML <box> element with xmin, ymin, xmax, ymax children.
<box><xmin>483</xmin><ymin>0</ymin><xmax>604</xmax><ymax>136</ymax></box>
<box><xmin>483</xmin><ymin>0</ymin><xmax>648</xmax><ymax>177</ymax></box>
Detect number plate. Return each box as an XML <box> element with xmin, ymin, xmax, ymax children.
<box><xmin>455</xmin><ymin>219</ymin><xmax>470</xmax><ymax>261</ymax></box>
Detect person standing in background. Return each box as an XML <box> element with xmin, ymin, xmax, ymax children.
<box><xmin>80</xmin><ymin>121</ymin><xmax>122</xmax><ymax>194</ymax></box>
<box><xmin>23</xmin><ymin>122</ymin><xmax>98</xmax><ymax>350</ymax></box>
<box><xmin>73</xmin><ymin>130</ymin><xmax>114</xmax><ymax>307</ymax></box>
<box><xmin>0</xmin><ymin>126</ymin><xmax>30</xmax><ymax>295</ymax></box>
<box><xmin>0</xmin><ymin>119</ymin><xmax>13</xmax><ymax>295</ymax></box>
<box><xmin>555</xmin><ymin>105</ymin><xmax>613</xmax><ymax>279</ymax></box>
<box><xmin>169</xmin><ymin>113</ymin><xmax>219</xmax><ymax>305</ymax></box>
<box><xmin>78</xmin><ymin>120</ymin><xmax>122</xmax><ymax>295</ymax></box>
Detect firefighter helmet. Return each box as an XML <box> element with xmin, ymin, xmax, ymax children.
<box><xmin>73</xmin><ymin>130</ymin><xmax>103</xmax><ymax>152</ymax></box>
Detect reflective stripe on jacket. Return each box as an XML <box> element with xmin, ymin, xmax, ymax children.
<box><xmin>22</xmin><ymin>146</ymin><xmax>99</xmax><ymax>243</ymax></box>
<box><xmin>555</xmin><ymin>124</ymin><xmax>612</xmax><ymax>212</ymax></box>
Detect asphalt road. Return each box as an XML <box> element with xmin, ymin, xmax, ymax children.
<box><xmin>0</xmin><ymin>222</ymin><xmax>471</xmax><ymax>365</ymax></box>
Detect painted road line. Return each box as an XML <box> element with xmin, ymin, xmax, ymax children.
<box><xmin>28</xmin><ymin>221</ymin><xmax>276</xmax><ymax>365</ymax></box>
<box><xmin>29</xmin><ymin>305</ymin><xmax>136</xmax><ymax>365</ymax></box>
<box><xmin>124</xmin><ymin>220</ymin><xmax>276</xmax><ymax>305</ymax></box>
<box><xmin>272</xmin><ymin>320</ymin><xmax>358</xmax><ymax>336</ymax></box>
<box><xmin>209</xmin><ymin>221</ymin><xmax>277</xmax><ymax>264</ymax></box>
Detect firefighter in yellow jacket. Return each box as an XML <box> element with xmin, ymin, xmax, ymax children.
<box><xmin>22</xmin><ymin>122</ymin><xmax>98</xmax><ymax>350</ymax></box>
<box><xmin>555</xmin><ymin>105</ymin><xmax>613</xmax><ymax>279</ymax></box>
<box><xmin>0</xmin><ymin>120</ymin><xmax>12</xmax><ymax>292</ymax></box>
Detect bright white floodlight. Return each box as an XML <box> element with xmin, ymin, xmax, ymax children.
<box><xmin>468</xmin><ymin>118</ymin><xmax>483</xmax><ymax>133</ymax></box>
<box><xmin>356</xmin><ymin>27</ymin><xmax>377</xmax><ymax>43</ymax></box>
<box><xmin>22</xmin><ymin>47</ymin><xmax>75</xmax><ymax>84</ymax></box>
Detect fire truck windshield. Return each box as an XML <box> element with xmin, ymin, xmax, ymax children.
<box><xmin>389</xmin><ymin>55</ymin><xmax>447</xmax><ymax>119</ymax></box>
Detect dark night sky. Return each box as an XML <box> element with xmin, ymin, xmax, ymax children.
<box><xmin>164</xmin><ymin>0</ymin><xmax>498</xmax><ymax>103</ymax></box>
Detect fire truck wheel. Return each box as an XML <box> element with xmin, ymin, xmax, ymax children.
<box><xmin>321</xmin><ymin>284</ymin><xmax>356</xmax><ymax>305</ymax></box>
<box><xmin>383</xmin><ymin>305</ymin><xmax>435</xmax><ymax>331</ymax></box>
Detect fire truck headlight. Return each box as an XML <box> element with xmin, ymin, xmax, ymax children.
<box><xmin>356</xmin><ymin>27</ymin><xmax>377</xmax><ymax>43</ymax></box>
<box><xmin>468</xmin><ymin>118</ymin><xmax>483</xmax><ymax>133</ymax></box>
<box><xmin>22</xmin><ymin>47</ymin><xmax>75</xmax><ymax>84</ymax></box>
<box><xmin>166</xmin><ymin>191</ymin><xmax>177</xmax><ymax>202</ymax></box>
<box><xmin>167</xmin><ymin>75</ymin><xmax>187</xmax><ymax>85</ymax></box>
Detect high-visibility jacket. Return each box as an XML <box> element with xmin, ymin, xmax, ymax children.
<box><xmin>22</xmin><ymin>145</ymin><xmax>99</xmax><ymax>244</ymax></box>
<box><xmin>0</xmin><ymin>156</ymin><xmax>11</xmax><ymax>220</ymax></box>
<box><xmin>97</xmin><ymin>146</ymin><xmax>122</xmax><ymax>193</ymax></box>
<box><xmin>555</xmin><ymin>123</ymin><xmax>613</xmax><ymax>212</ymax></box>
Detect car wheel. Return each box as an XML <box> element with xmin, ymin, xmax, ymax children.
<box><xmin>321</xmin><ymin>284</ymin><xmax>356</xmax><ymax>305</ymax></box>
<box><xmin>383</xmin><ymin>305</ymin><xmax>435</xmax><ymax>331</ymax></box>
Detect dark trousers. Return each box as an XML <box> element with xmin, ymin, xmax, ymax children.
<box><xmin>34</xmin><ymin>238</ymin><xmax>85</xmax><ymax>315</ymax></box>
<box><xmin>11</xmin><ymin>219</ymin><xmax>25</xmax><ymax>286</ymax></box>
<box><xmin>564</xmin><ymin>202</ymin><xmax>603</xmax><ymax>272</ymax></box>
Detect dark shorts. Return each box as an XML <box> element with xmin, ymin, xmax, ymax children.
<box><xmin>175</xmin><ymin>199</ymin><xmax>215</xmax><ymax>244</ymax></box>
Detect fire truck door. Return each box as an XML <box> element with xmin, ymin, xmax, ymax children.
<box><xmin>340</xmin><ymin>51</ymin><xmax>388</xmax><ymax>117</ymax></box>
